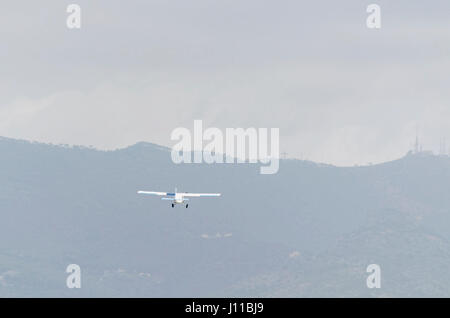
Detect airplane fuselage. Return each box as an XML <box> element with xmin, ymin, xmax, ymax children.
<box><xmin>174</xmin><ymin>193</ymin><xmax>184</xmax><ymax>204</ymax></box>
<box><xmin>165</xmin><ymin>192</ymin><xmax>188</xmax><ymax>207</ymax></box>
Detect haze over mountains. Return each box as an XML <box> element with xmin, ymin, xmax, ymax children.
<box><xmin>1</xmin><ymin>136</ymin><xmax>450</xmax><ymax>297</ymax></box>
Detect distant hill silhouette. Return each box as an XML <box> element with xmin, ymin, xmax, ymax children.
<box><xmin>1</xmin><ymin>137</ymin><xmax>450</xmax><ymax>296</ymax></box>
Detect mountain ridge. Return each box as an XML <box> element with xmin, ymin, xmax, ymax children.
<box><xmin>1</xmin><ymin>136</ymin><xmax>450</xmax><ymax>296</ymax></box>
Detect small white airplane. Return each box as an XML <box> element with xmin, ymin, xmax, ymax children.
<box><xmin>137</xmin><ymin>188</ymin><xmax>221</xmax><ymax>208</ymax></box>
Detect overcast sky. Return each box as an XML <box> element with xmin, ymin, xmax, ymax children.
<box><xmin>1</xmin><ymin>0</ymin><xmax>450</xmax><ymax>166</ymax></box>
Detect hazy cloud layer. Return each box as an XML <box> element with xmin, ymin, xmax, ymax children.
<box><xmin>1</xmin><ymin>0</ymin><xmax>450</xmax><ymax>165</ymax></box>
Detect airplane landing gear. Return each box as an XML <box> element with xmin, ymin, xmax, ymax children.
<box><xmin>186</xmin><ymin>204</ymin><xmax>189</xmax><ymax>208</ymax></box>
<box><xmin>171</xmin><ymin>203</ymin><xmax>174</xmax><ymax>208</ymax></box>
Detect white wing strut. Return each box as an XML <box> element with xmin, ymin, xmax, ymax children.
<box><xmin>182</xmin><ymin>193</ymin><xmax>221</xmax><ymax>197</ymax></box>
<box><xmin>137</xmin><ymin>191</ymin><xmax>171</xmax><ymax>196</ymax></box>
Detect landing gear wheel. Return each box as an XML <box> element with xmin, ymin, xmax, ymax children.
<box><xmin>171</xmin><ymin>204</ymin><xmax>174</xmax><ymax>208</ymax></box>
<box><xmin>186</xmin><ymin>204</ymin><xmax>189</xmax><ymax>208</ymax></box>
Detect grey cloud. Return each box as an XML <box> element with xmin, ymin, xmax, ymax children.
<box><xmin>1</xmin><ymin>0</ymin><xmax>450</xmax><ymax>165</ymax></box>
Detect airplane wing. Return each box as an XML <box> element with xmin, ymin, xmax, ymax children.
<box><xmin>182</xmin><ymin>193</ymin><xmax>221</xmax><ymax>197</ymax></box>
<box><xmin>137</xmin><ymin>191</ymin><xmax>175</xmax><ymax>196</ymax></box>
